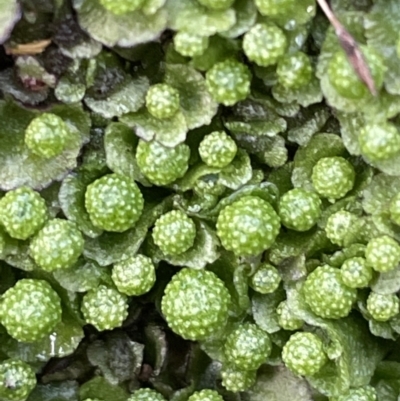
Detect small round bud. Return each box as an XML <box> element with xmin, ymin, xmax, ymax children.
<box><xmin>365</xmin><ymin>235</ymin><xmax>400</xmax><ymax>273</ymax></box>
<box><xmin>340</xmin><ymin>257</ymin><xmax>372</xmax><ymax>288</ymax></box>
<box><xmin>153</xmin><ymin>210</ymin><xmax>196</xmax><ymax>255</ymax></box>
<box><xmin>250</xmin><ymin>264</ymin><xmax>281</xmax><ymax>294</ymax></box>
<box><xmin>174</xmin><ymin>32</ymin><xmax>209</xmax><ymax>57</ymax></box>
<box><xmin>199</xmin><ymin>131</ymin><xmax>237</xmax><ymax>168</ymax></box>
<box><xmin>243</xmin><ymin>23</ymin><xmax>287</xmax><ymax>67</ymax></box>
<box><xmin>25</xmin><ymin>113</ymin><xmax>70</xmax><ymax>159</ymax></box>
<box><xmin>282</xmin><ymin>332</ymin><xmax>327</xmax><ymax>376</ymax></box>
<box><xmin>366</xmin><ymin>292</ymin><xmax>399</xmax><ymax>322</ymax></box>
<box><xmin>146</xmin><ymin>84</ymin><xmax>180</xmax><ymax>120</ymax></box>
<box><xmin>112</xmin><ymin>254</ymin><xmax>156</xmax><ymax>296</ymax></box>
<box><xmin>312</xmin><ymin>157</ymin><xmax>355</xmax><ymax>200</ymax></box>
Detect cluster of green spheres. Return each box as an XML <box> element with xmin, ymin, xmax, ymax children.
<box><xmin>1</xmin><ymin>0</ymin><xmax>400</xmax><ymax>400</ymax></box>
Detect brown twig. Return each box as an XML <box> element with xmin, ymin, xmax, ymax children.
<box><xmin>5</xmin><ymin>39</ymin><xmax>52</xmax><ymax>56</ymax></box>
<box><xmin>316</xmin><ymin>0</ymin><xmax>377</xmax><ymax>96</ymax></box>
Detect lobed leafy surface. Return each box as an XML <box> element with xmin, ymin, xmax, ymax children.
<box><xmin>1</xmin><ymin>1</ymin><xmax>400</xmax><ymax>401</ymax></box>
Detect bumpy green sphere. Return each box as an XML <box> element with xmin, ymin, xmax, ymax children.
<box><xmin>174</xmin><ymin>32</ymin><xmax>209</xmax><ymax>57</ymax></box>
<box><xmin>277</xmin><ymin>52</ymin><xmax>312</xmax><ymax>89</ymax></box>
<box><xmin>153</xmin><ymin>210</ymin><xmax>196</xmax><ymax>255</ymax></box>
<box><xmin>365</xmin><ymin>235</ymin><xmax>400</xmax><ymax>273</ymax></box>
<box><xmin>279</xmin><ymin>188</ymin><xmax>321</xmax><ymax>232</ymax></box>
<box><xmin>328</xmin><ymin>47</ymin><xmax>385</xmax><ymax>99</ymax></box>
<box><xmin>136</xmin><ymin>140</ymin><xmax>190</xmax><ymax>186</ymax></box>
<box><xmin>188</xmin><ymin>390</ymin><xmax>224</xmax><ymax>401</ymax></box>
<box><xmin>220</xmin><ymin>366</ymin><xmax>256</xmax><ymax>392</ymax></box>
<box><xmin>206</xmin><ymin>59</ymin><xmax>251</xmax><ymax>106</ymax></box>
<box><xmin>340</xmin><ymin>257</ymin><xmax>372</xmax><ymax>289</ymax></box>
<box><xmin>334</xmin><ymin>386</ymin><xmax>377</xmax><ymax>401</ymax></box>
<box><xmin>194</xmin><ymin>178</ymin><xmax>226</xmax><ymax>197</ymax></box>
<box><xmin>0</xmin><ymin>186</ymin><xmax>47</xmax><ymax>240</ymax></box>
<box><xmin>325</xmin><ymin>210</ymin><xmax>359</xmax><ymax>247</ymax></box>
<box><xmin>303</xmin><ymin>265</ymin><xmax>357</xmax><ymax>319</ymax></box>
<box><xmin>146</xmin><ymin>84</ymin><xmax>180</xmax><ymax>120</ymax></box>
<box><xmin>25</xmin><ymin>113</ymin><xmax>69</xmax><ymax>159</ymax></box>
<box><xmin>161</xmin><ymin>268</ymin><xmax>231</xmax><ymax>341</ymax></box>
<box><xmin>359</xmin><ymin>122</ymin><xmax>400</xmax><ymax>162</ymax></box>
<box><xmin>311</xmin><ymin>157</ymin><xmax>355</xmax><ymax>200</ymax></box>
<box><xmin>197</xmin><ymin>0</ymin><xmax>235</xmax><ymax>10</ymax></box>
<box><xmin>367</xmin><ymin>292</ymin><xmax>399</xmax><ymax>322</ymax></box>
<box><xmin>30</xmin><ymin>219</ymin><xmax>84</xmax><ymax>271</ymax></box>
<box><xmin>254</xmin><ymin>0</ymin><xmax>295</xmax><ymax>16</ymax></box>
<box><xmin>127</xmin><ymin>388</ymin><xmax>166</xmax><ymax>401</ymax></box>
<box><xmin>112</xmin><ymin>254</ymin><xmax>156</xmax><ymax>296</ymax></box>
<box><xmin>224</xmin><ymin>323</ymin><xmax>272</xmax><ymax>371</ymax></box>
<box><xmin>217</xmin><ymin>196</ymin><xmax>280</xmax><ymax>256</ymax></box>
<box><xmin>0</xmin><ymin>359</ymin><xmax>36</xmax><ymax>401</ymax></box>
<box><xmin>0</xmin><ymin>279</ymin><xmax>62</xmax><ymax>342</ymax></box>
<box><xmin>81</xmin><ymin>285</ymin><xmax>128</xmax><ymax>331</ymax></box>
<box><xmin>250</xmin><ymin>264</ymin><xmax>281</xmax><ymax>294</ymax></box>
<box><xmin>276</xmin><ymin>301</ymin><xmax>303</xmax><ymax>331</ymax></box>
<box><xmin>390</xmin><ymin>193</ymin><xmax>400</xmax><ymax>226</ymax></box>
<box><xmin>199</xmin><ymin>131</ymin><xmax>237</xmax><ymax>168</ymax></box>
<box><xmin>243</xmin><ymin>23</ymin><xmax>287</xmax><ymax>67</ymax></box>
<box><xmin>99</xmin><ymin>0</ymin><xmax>145</xmax><ymax>15</ymax></box>
<box><xmin>85</xmin><ymin>174</ymin><xmax>144</xmax><ymax>232</ymax></box>
<box><xmin>282</xmin><ymin>332</ymin><xmax>327</xmax><ymax>377</ymax></box>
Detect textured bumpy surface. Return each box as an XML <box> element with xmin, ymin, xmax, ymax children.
<box><xmin>99</xmin><ymin>0</ymin><xmax>145</xmax><ymax>15</ymax></box>
<box><xmin>146</xmin><ymin>84</ymin><xmax>180</xmax><ymax>120</ymax></box>
<box><xmin>161</xmin><ymin>268</ymin><xmax>230</xmax><ymax>340</ymax></box>
<box><xmin>4</xmin><ymin>0</ymin><xmax>400</xmax><ymax>399</ymax></box>
<box><xmin>81</xmin><ymin>285</ymin><xmax>129</xmax><ymax>331</ymax></box>
<box><xmin>112</xmin><ymin>254</ymin><xmax>156</xmax><ymax>296</ymax></box>
<box><xmin>340</xmin><ymin>257</ymin><xmax>372</xmax><ymax>289</ymax></box>
<box><xmin>334</xmin><ymin>386</ymin><xmax>377</xmax><ymax>401</ymax></box>
<box><xmin>390</xmin><ymin>193</ymin><xmax>400</xmax><ymax>225</ymax></box>
<box><xmin>312</xmin><ymin>157</ymin><xmax>355</xmax><ymax>200</ymax></box>
<box><xmin>224</xmin><ymin>323</ymin><xmax>272</xmax><ymax>371</ymax></box>
<box><xmin>282</xmin><ymin>332</ymin><xmax>327</xmax><ymax>376</ymax></box>
<box><xmin>325</xmin><ymin>210</ymin><xmax>359</xmax><ymax>246</ymax></box>
<box><xmin>199</xmin><ymin>131</ymin><xmax>237</xmax><ymax>168</ymax></box>
<box><xmin>277</xmin><ymin>52</ymin><xmax>312</xmax><ymax>89</ymax></box>
<box><xmin>153</xmin><ymin>210</ymin><xmax>196</xmax><ymax>255</ymax></box>
<box><xmin>365</xmin><ymin>235</ymin><xmax>400</xmax><ymax>272</ymax></box>
<box><xmin>303</xmin><ymin>265</ymin><xmax>357</xmax><ymax>319</ymax></box>
<box><xmin>174</xmin><ymin>32</ymin><xmax>209</xmax><ymax>57</ymax></box>
<box><xmin>243</xmin><ymin>23</ymin><xmax>287</xmax><ymax>67</ymax></box>
<box><xmin>0</xmin><ymin>186</ymin><xmax>47</xmax><ymax>240</ymax></box>
<box><xmin>206</xmin><ymin>60</ymin><xmax>251</xmax><ymax>106</ymax></box>
<box><xmin>276</xmin><ymin>300</ymin><xmax>303</xmax><ymax>331</ymax></box>
<box><xmin>250</xmin><ymin>264</ymin><xmax>281</xmax><ymax>294</ymax></box>
<box><xmin>197</xmin><ymin>0</ymin><xmax>235</xmax><ymax>10</ymax></box>
<box><xmin>136</xmin><ymin>140</ymin><xmax>190</xmax><ymax>185</ymax></box>
<box><xmin>127</xmin><ymin>388</ymin><xmax>167</xmax><ymax>401</ymax></box>
<box><xmin>359</xmin><ymin>122</ymin><xmax>400</xmax><ymax>162</ymax></box>
<box><xmin>188</xmin><ymin>390</ymin><xmax>224</xmax><ymax>401</ymax></box>
<box><xmin>220</xmin><ymin>367</ymin><xmax>257</xmax><ymax>392</ymax></box>
<box><xmin>85</xmin><ymin>174</ymin><xmax>144</xmax><ymax>232</ymax></box>
<box><xmin>216</xmin><ymin>196</ymin><xmax>280</xmax><ymax>256</ymax></box>
<box><xmin>0</xmin><ymin>279</ymin><xmax>62</xmax><ymax>342</ymax></box>
<box><xmin>278</xmin><ymin>188</ymin><xmax>321</xmax><ymax>231</ymax></box>
<box><xmin>254</xmin><ymin>0</ymin><xmax>294</xmax><ymax>16</ymax></box>
<box><xmin>30</xmin><ymin>219</ymin><xmax>84</xmax><ymax>271</ymax></box>
<box><xmin>328</xmin><ymin>47</ymin><xmax>385</xmax><ymax>100</ymax></box>
<box><xmin>24</xmin><ymin>113</ymin><xmax>69</xmax><ymax>159</ymax></box>
<box><xmin>366</xmin><ymin>292</ymin><xmax>399</xmax><ymax>322</ymax></box>
<box><xmin>0</xmin><ymin>359</ymin><xmax>36</xmax><ymax>401</ymax></box>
